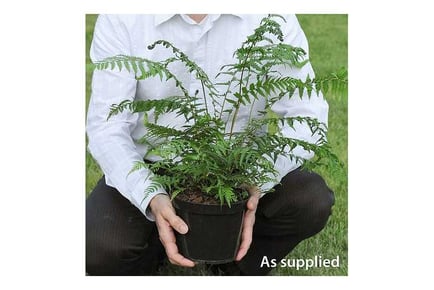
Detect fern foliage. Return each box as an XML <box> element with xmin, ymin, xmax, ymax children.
<box><xmin>94</xmin><ymin>14</ymin><xmax>347</xmax><ymax>205</ymax></box>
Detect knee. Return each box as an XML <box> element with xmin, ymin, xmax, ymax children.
<box><xmin>86</xmin><ymin>233</ymin><xmax>162</xmax><ymax>275</ymax></box>
<box><xmin>259</xmin><ymin>170</ymin><xmax>335</xmax><ymax>237</ymax></box>
<box><xmin>294</xmin><ymin>172</ymin><xmax>335</xmax><ymax>236</ymax></box>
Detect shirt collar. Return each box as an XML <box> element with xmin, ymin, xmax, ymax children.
<box><xmin>154</xmin><ymin>14</ymin><xmax>243</xmax><ymax>26</ymax></box>
<box><xmin>154</xmin><ymin>14</ymin><xmax>176</xmax><ymax>26</ymax></box>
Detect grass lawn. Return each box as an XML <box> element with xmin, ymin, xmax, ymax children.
<box><xmin>85</xmin><ymin>14</ymin><xmax>348</xmax><ymax>276</ymax></box>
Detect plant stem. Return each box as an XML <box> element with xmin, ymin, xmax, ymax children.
<box><xmin>229</xmin><ymin>44</ymin><xmax>254</xmax><ymax>138</ymax></box>
<box><xmin>200</xmin><ymin>80</ymin><xmax>209</xmax><ymax>115</ymax></box>
<box><xmin>218</xmin><ymin>76</ymin><xmax>236</xmax><ymax>120</ymax></box>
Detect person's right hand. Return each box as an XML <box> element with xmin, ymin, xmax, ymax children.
<box><xmin>149</xmin><ymin>194</ymin><xmax>195</xmax><ymax>267</ymax></box>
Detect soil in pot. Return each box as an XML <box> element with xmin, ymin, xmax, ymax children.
<box><xmin>172</xmin><ymin>190</ymin><xmax>248</xmax><ymax>264</ymax></box>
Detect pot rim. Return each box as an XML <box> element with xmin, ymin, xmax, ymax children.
<box><xmin>172</xmin><ymin>196</ymin><xmax>248</xmax><ymax>215</ymax></box>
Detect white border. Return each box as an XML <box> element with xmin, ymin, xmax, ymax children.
<box><xmin>2</xmin><ymin>0</ymin><xmax>433</xmax><ymax>289</ymax></box>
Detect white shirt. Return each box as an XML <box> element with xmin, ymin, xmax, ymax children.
<box><xmin>87</xmin><ymin>14</ymin><xmax>329</xmax><ymax>221</ymax></box>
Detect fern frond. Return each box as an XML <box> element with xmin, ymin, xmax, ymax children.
<box><xmin>143</xmin><ymin>122</ymin><xmax>184</xmax><ymax>139</ymax></box>
<box><xmin>102</xmin><ymin>14</ymin><xmax>345</xmax><ymax>205</ymax></box>
<box><xmin>314</xmin><ymin>68</ymin><xmax>348</xmax><ymax>98</ymax></box>
<box><xmin>127</xmin><ymin>161</ymin><xmax>150</xmax><ymax>176</ymax></box>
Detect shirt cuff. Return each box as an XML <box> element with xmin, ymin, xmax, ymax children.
<box><xmin>129</xmin><ymin>177</ymin><xmax>168</xmax><ymax>221</ymax></box>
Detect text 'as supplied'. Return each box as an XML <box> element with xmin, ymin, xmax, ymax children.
<box><xmin>260</xmin><ymin>255</ymin><xmax>340</xmax><ymax>270</ymax></box>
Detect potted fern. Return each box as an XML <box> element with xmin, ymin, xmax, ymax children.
<box><xmin>94</xmin><ymin>15</ymin><xmax>346</xmax><ymax>264</ymax></box>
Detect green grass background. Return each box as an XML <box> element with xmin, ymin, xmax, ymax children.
<box><xmin>85</xmin><ymin>14</ymin><xmax>348</xmax><ymax>276</ymax></box>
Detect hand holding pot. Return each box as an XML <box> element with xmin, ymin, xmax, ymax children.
<box><xmin>235</xmin><ymin>186</ymin><xmax>261</xmax><ymax>261</ymax></box>
<box><xmin>150</xmin><ymin>194</ymin><xmax>196</xmax><ymax>267</ymax></box>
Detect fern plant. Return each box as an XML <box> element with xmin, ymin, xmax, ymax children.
<box><xmin>94</xmin><ymin>14</ymin><xmax>347</xmax><ymax>206</ymax></box>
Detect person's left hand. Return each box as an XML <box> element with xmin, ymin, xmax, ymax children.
<box><xmin>235</xmin><ymin>186</ymin><xmax>261</xmax><ymax>261</ymax></box>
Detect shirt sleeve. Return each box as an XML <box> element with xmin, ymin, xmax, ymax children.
<box><xmin>87</xmin><ymin>14</ymin><xmax>166</xmax><ymax>221</ymax></box>
<box><xmin>260</xmin><ymin>14</ymin><xmax>329</xmax><ymax>193</ymax></box>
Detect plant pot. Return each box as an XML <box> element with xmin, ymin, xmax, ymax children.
<box><xmin>172</xmin><ymin>197</ymin><xmax>248</xmax><ymax>264</ymax></box>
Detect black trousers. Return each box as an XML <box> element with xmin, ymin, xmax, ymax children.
<box><xmin>86</xmin><ymin>168</ymin><xmax>334</xmax><ymax>275</ymax></box>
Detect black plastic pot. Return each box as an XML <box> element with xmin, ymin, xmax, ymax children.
<box><xmin>172</xmin><ymin>197</ymin><xmax>248</xmax><ymax>264</ymax></box>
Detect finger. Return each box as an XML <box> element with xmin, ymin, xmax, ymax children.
<box><xmin>247</xmin><ymin>194</ymin><xmax>260</xmax><ymax>211</ymax></box>
<box><xmin>164</xmin><ymin>241</ymin><xmax>195</xmax><ymax>267</ymax></box>
<box><xmin>155</xmin><ymin>216</ymin><xmax>176</xmax><ymax>246</ymax></box>
<box><xmin>155</xmin><ymin>217</ymin><xmax>195</xmax><ymax>267</ymax></box>
<box><xmin>162</xmin><ymin>209</ymin><xmax>188</xmax><ymax>234</ymax></box>
<box><xmin>236</xmin><ymin>228</ymin><xmax>252</xmax><ymax>261</ymax></box>
<box><xmin>243</xmin><ymin>207</ymin><xmax>256</xmax><ymax>228</ymax></box>
<box><xmin>246</xmin><ymin>186</ymin><xmax>261</xmax><ymax>210</ymax></box>
<box><xmin>153</xmin><ymin>198</ymin><xmax>188</xmax><ymax>234</ymax></box>
<box><xmin>235</xmin><ymin>210</ymin><xmax>256</xmax><ymax>261</ymax></box>
<box><xmin>236</xmin><ymin>186</ymin><xmax>260</xmax><ymax>261</ymax></box>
